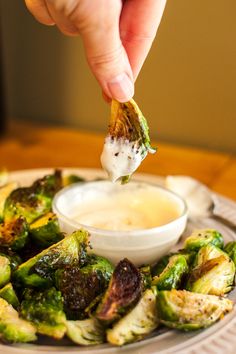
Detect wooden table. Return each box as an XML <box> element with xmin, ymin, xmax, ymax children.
<box><xmin>1</xmin><ymin>120</ymin><xmax>236</xmax><ymax>201</ymax></box>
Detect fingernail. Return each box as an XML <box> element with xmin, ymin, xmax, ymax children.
<box><xmin>108</xmin><ymin>73</ymin><xmax>134</xmax><ymax>102</ymax></box>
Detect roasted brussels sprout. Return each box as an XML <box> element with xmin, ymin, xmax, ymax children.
<box><xmin>29</xmin><ymin>212</ymin><xmax>64</xmax><ymax>247</ymax></box>
<box><xmin>96</xmin><ymin>258</ymin><xmax>142</xmax><ymax>322</ymax></box>
<box><xmin>0</xmin><ymin>249</ymin><xmax>22</xmax><ymax>271</ymax></box>
<box><xmin>0</xmin><ymin>182</ymin><xmax>18</xmax><ymax>222</ymax></box>
<box><xmin>224</xmin><ymin>241</ymin><xmax>236</xmax><ymax>265</ymax></box>
<box><xmin>0</xmin><ymin>297</ymin><xmax>37</xmax><ymax>343</ymax></box>
<box><xmin>4</xmin><ymin>170</ymin><xmax>62</xmax><ymax>224</ymax></box>
<box><xmin>184</xmin><ymin>229</ymin><xmax>224</xmax><ymax>251</ymax></box>
<box><xmin>63</xmin><ymin>174</ymin><xmax>85</xmax><ymax>186</ymax></box>
<box><xmin>0</xmin><ymin>283</ymin><xmax>19</xmax><ymax>309</ymax></box>
<box><xmin>101</xmin><ymin>99</ymin><xmax>156</xmax><ymax>183</ymax></box>
<box><xmin>0</xmin><ymin>216</ymin><xmax>28</xmax><ymax>251</ymax></box>
<box><xmin>186</xmin><ymin>244</ymin><xmax>235</xmax><ymax>295</ymax></box>
<box><xmin>157</xmin><ymin>289</ymin><xmax>233</xmax><ymax>331</ymax></box>
<box><xmin>152</xmin><ymin>255</ymin><xmax>188</xmax><ymax>290</ymax></box>
<box><xmin>0</xmin><ymin>255</ymin><xmax>11</xmax><ymax>288</ymax></box>
<box><xmin>14</xmin><ymin>230</ymin><xmax>89</xmax><ymax>288</ymax></box>
<box><xmin>107</xmin><ymin>288</ymin><xmax>158</xmax><ymax>346</ymax></box>
<box><xmin>56</xmin><ymin>254</ymin><xmax>114</xmax><ymax>320</ymax></box>
<box><xmin>20</xmin><ymin>287</ymin><xmax>66</xmax><ymax>339</ymax></box>
<box><xmin>139</xmin><ymin>265</ymin><xmax>152</xmax><ymax>289</ymax></box>
<box><xmin>66</xmin><ymin>318</ymin><xmax>105</xmax><ymax>345</ymax></box>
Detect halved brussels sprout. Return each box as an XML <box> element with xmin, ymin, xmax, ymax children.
<box><xmin>152</xmin><ymin>255</ymin><xmax>188</xmax><ymax>290</ymax></box>
<box><xmin>0</xmin><ymin>255</ymin><xmax>11</xmax><ymax>288</ymax></box>
<box><xmin>224</xmin><ymin>241</ymin><xmax>236</xmax><ymax>265</ymax></box>
<box><xmin>4</xmin><ymin>170</ymin><xmax>62</xmax><ymax>223</ymax></box>
<box><xmin>96</xmin><ymin>258</ymin><xmax>142</xmax><ymax>322</ymax></box>
<box><xmin>56</xmin><ymin>254</ymin><xmax>114</xmax><ymax>320</ymax></box>
<box><xmin>107</xmin><ymin>288</ymin><xmax>158</xmax><ymax>346</ymax></box>
<box><xmin>0</xmin><ymin>297</ymin><xmax>37</xmax><ymax>342</ymax></box>
<box><xmin>63</xmin><ymin>174</ymin><xmax>85</xmax><ymax>186</ymax></box>
<box><xmin>66</xmin><ymin>318</ymin><xmax>105</xmax><ymax>345</ymax></box>
<box><xmin>184</xmin><ymin>229</ymin><xmax>224</xmax><ymax>251</ymax></box>
<box><xmin>0</xmin><ymin>182</ymin><xmax>18</xmax><ymax>222</ymax></box>
<box><xmin>14</xmin><ymin>230</ymin><xmax>89</xmax><ymax>288</ymax></box>
<box><xmin>21</xmin><ymin>287</ymin><xmax>66</xmax><ymax>339</ymax></box>
<box><xmin>0</xmin><ymin>216</ymin><xmax>28</xmax><ymax>251</ymax></box>
<box><xmin>186</xmin><ymin>244</ymin><xmax>235</xmax><ymax>295</ymax></box>
<box><xmin>101</xmin><ymin>99</ymin><xmax>156</xmax><ymax>183</ymax></box>
<box><xmin>139</xmin><ymin>264</ymin><xmax>152</xmax><ymax>289</ymax></box>
<box><xmin>0</xmin><ymin>283</ymin><xmax>19</xmax><ymax>309</ymax></box>
<box><xmin>157</xmin><ymin>289</ymin><xmax>233</xmax><ymax>331</ymax></box>
<box><xmin>30</xmin><ymin>212</ymin><xmax>64</xmax><ymax>247</ymax></box>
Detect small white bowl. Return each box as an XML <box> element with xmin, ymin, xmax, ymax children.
<box><xmin>53</xmin><ymin>180</ymin><xmax>187</xmax><ymax>265</ymax></box>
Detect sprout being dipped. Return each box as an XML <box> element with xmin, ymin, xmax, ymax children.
<box><xmin>157</xmin><ymin>289</ymin><xmax>233</xmax><ymax>331</ymax></box>
<box><xmin>101</xmin><ymin>100</ymin><xmax>156</xmax><ymax>183</ymax></box>
<box><xmin>96</xmin><ymin>258</ymin><xmax>142</xmax><ymax>323</ymax></box>
<box><xmin>107</xmin><ymin>288</ymin><xmax>158</xmax><ymax>346</ymax></box>
<box><xmin>186</xmin><ymin>244</ymin><xmax>235</xmax><ymax>295</ymax></box>
<box><xmin>20</xmin><ymin>287</ymin><xmax>66</xmax><ymax>339</ymax></box>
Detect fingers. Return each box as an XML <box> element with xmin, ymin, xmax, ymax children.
<box><xmin>25</xmin><ymin>0</ymin><xmax>55</xmax><ymax>25</ymax></box>
<box><xmin>120</xmin><ymin>0</ymin><xmax>167</xmax><ymax>80</ymax></box>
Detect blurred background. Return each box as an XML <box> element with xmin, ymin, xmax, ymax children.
<box><xmin>0</xmin><ymin>0</ymin><xmax>236</xmax><ymax>152</ymax></box>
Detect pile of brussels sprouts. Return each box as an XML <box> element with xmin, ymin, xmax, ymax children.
<box><xmin>0</xmin><ymin>170</ymin><xmax>235</xmax><ymax>346</ymax></box>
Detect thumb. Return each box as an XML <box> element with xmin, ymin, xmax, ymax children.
<box><xmin>80</xmin><ymin>21</ymin><xmax>134</xmax><ymax>102</ymax></box>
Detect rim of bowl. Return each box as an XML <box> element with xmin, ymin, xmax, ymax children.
<box><xmin>52</xmin><ymin>180</ymin><xmax>188</xmax><ymax>237</ymax></box>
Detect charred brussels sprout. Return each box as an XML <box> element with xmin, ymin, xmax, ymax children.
<box><xmin>0</xmin><ymin>182</ymin><xmax>18</xmax><ymax>221</ymax></box>
<box><xmin>0</xmin><ymin>297</ymin><xmax>37</xmax><ymax>342</ymax></box>
<box><xmin>101</xmin><ymin>99</ymin><xmax>156</xmax><ymax>183</ymax></box>
<box><xmin>139</xmin><ymin>265</ymin><xmax>152</xmax><ymax>289</ymax></box>
<box><xmin>0</xmin><ymin>255</ymin><xmax>11</xmax><ymax>288</ymax></box>
<box><xmin>63</xmin><ymin>174</ymin><xmax>85</xmax><ymax>186</ymax></box>
<box><xmin>0</xmin><ymin>250</ymin><xmax>22</xmax><ymax>271</ymax></box>
<box><xmin>157</xmin><ymin>289</ymin><xmax>233</xmax><ymax>331</ymax></box>
<box><xmin>14</xmin><ymin>230</ymin><xmax>89</xmax><ymax>288</ymax></box>
<box><xmin>184</xmin><ymin>229</ymin><xmax>224</xmax><ymax>251</ymax></box>
<box><xmin>0</xmin><ymin>283</ymin><xmax>19</xmax><ymax>309</ymax></box>
<box><xmin>152</xmin><ymin>255</ymin><xmax>188</xmax><ymax>290</ymax></box>
<box><xmin>96</xmin><ymin>258</ymin><xmax>142</xmax><ymax>323</ymax></box>
<box><xmin>4</xmin><ymin>170</ymin><xmax>62</xmax><ymax>224</ymax></box>
<box><xmin>107</xmin><ymin>288</ymin><xmax>158</xmax><ymax>346</ymax></box>
<box><xmin>0</xmin><ymin>216</ymin><xmax>28</xmax><ymax>251</ymax></box>
<box><xmin>224</xmin><ymin>241</ymin><xmax>236</xmax><ymax>265</ymax></box>
<box><xmin>21</xmin><ymin>287</ymin><xmax>66</xmax><ymax>339</ymax></box>
<box><xmin>29</xmin><ymin>212</ymin><xmax>63</xmax><ymax>247</ymax></box>
<box><xmin>186</xmin><ymin>244</ymin><xmax>235</xmax><ymax>295</ymax></box>
<box><xmin>66</xmin><ymin>318</ymin><xmax>105</xmax><ymax>345</ymax></box>
<box><xmin>56</xmin><ymin>254</ymin><xmax>114</xmax><ymax>320</ymax></box>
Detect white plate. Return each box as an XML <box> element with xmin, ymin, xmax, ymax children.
<box><xmin>2</xmin><ymin>168</ymin><xmax>236</xmax><ymax>354</ymax></box>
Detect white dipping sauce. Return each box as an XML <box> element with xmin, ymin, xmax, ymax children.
<box><xmin>100</xmin><ymin>137</ymin><xmax>146</xmax><ymax>182</ymax></box>
<box><xmin>71</xmin><ymin>184</ymin><xmax>180</xmax><ymax>231</ymax></box>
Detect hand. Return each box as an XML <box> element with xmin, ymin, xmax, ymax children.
<box><xmin>25</xmin><ymin>0</ymin><xmax>166</xmax><ymax>102</ymax></box>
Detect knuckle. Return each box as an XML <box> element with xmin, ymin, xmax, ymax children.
<box><xmin>89</xmin><ymin>46</ymin><xmax>124</xmax><ymax>71</ymax></box>
<box><xmin>121</xmin><ymin>29</ymin><xmax>156</xmax><ymax>44</ymax></box>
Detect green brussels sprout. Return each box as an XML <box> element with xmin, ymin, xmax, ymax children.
<box><xmin>224</xmin><ymin>241</ymin><xmax>236</xmax><ymax>265</ymax></box>
<box><xmin>66</xmin><ymin>318</ymin><xmax>105</xmax><ymax>345</ymax></box>
<box><xmin>0</xmin><ymin>250</ymin><xmax>22</xmax><ymax>271</ymax></box>
<box><xmin>56</xmin><ymin>254</ymin><xmax>114</xmax><ymax>320</ymax></box>
<box><xmin>0</xmin><ymin>255</ymin><xmax>11</xmax><ymax>288</ymax></box>
<box><xmin>63</xmin><ymin>174</ymin><xmax>85</xmax><ymax>186</ymax></box>
<box><xmin>0</xmin><ymin>216</ymin><xmax>28</xmax><ymax>251</ymax></box>
<box><xmin>102</xmin><ymin>99</ymin><xmax>156</xmax><ymax>184</ymax></box>
<box><xmin>29</xmin><ymin>212</ymin><xmax>64</xmax><ymax>247</ymax></box>
<box><xmin>0</xmin><ymin>283</ymin><xmax>19</xmax><ymax>309</ymax></box>
<box><xmin>0</xmin><ymin>182</ymin><xmax>18</xmax><ymax>221</ymax></box>
<box><xmin>0</xmin><ymin>297</ymin><xmax>37</xmax><ymax>343</ymax></box>
<box><xmin>139</xmin><ymin>265</ymin><xmax>152</xmax><ymax>289</ymax></box>
<box><xmin>14</xmin><ymin>230</ymin><xmax>89</xmax><ymax>288</ymax></box>
<box><xmin>20</xmin><ymin>287</ymin><xmax>66</xmax><ymax>339</ymax></box>
<box><xmin>184</xmin><ymin>229</ymin><xmax>224</xmax><ymax>251</ymax></box>
<box><xmin>4</xmin><ymin>170</ymin><xmax>62</xmax><ymax>224</ymax></box>
<box><xmin>96</xmin><ymin>258</ymin><xmax>142</xmax><ymax>323</ymax></box>
<box><xmin>152</xmin><ymin>255</ymin><xmax>189</xmax><ymax>290</ymax></box>
<box><xmin>186</xmin><ymin>244</ymin><xmax>235</xmax><ymax>295</ymax></box>
<box><xmin>107</xmin><ymin>288</ymin><xmax>158</xmax><ymax>346</ymax></box>
<box><xmin>157</xmin><ymin>289</ymin><xmax>233</xmax><ymax>331</ymax></box>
